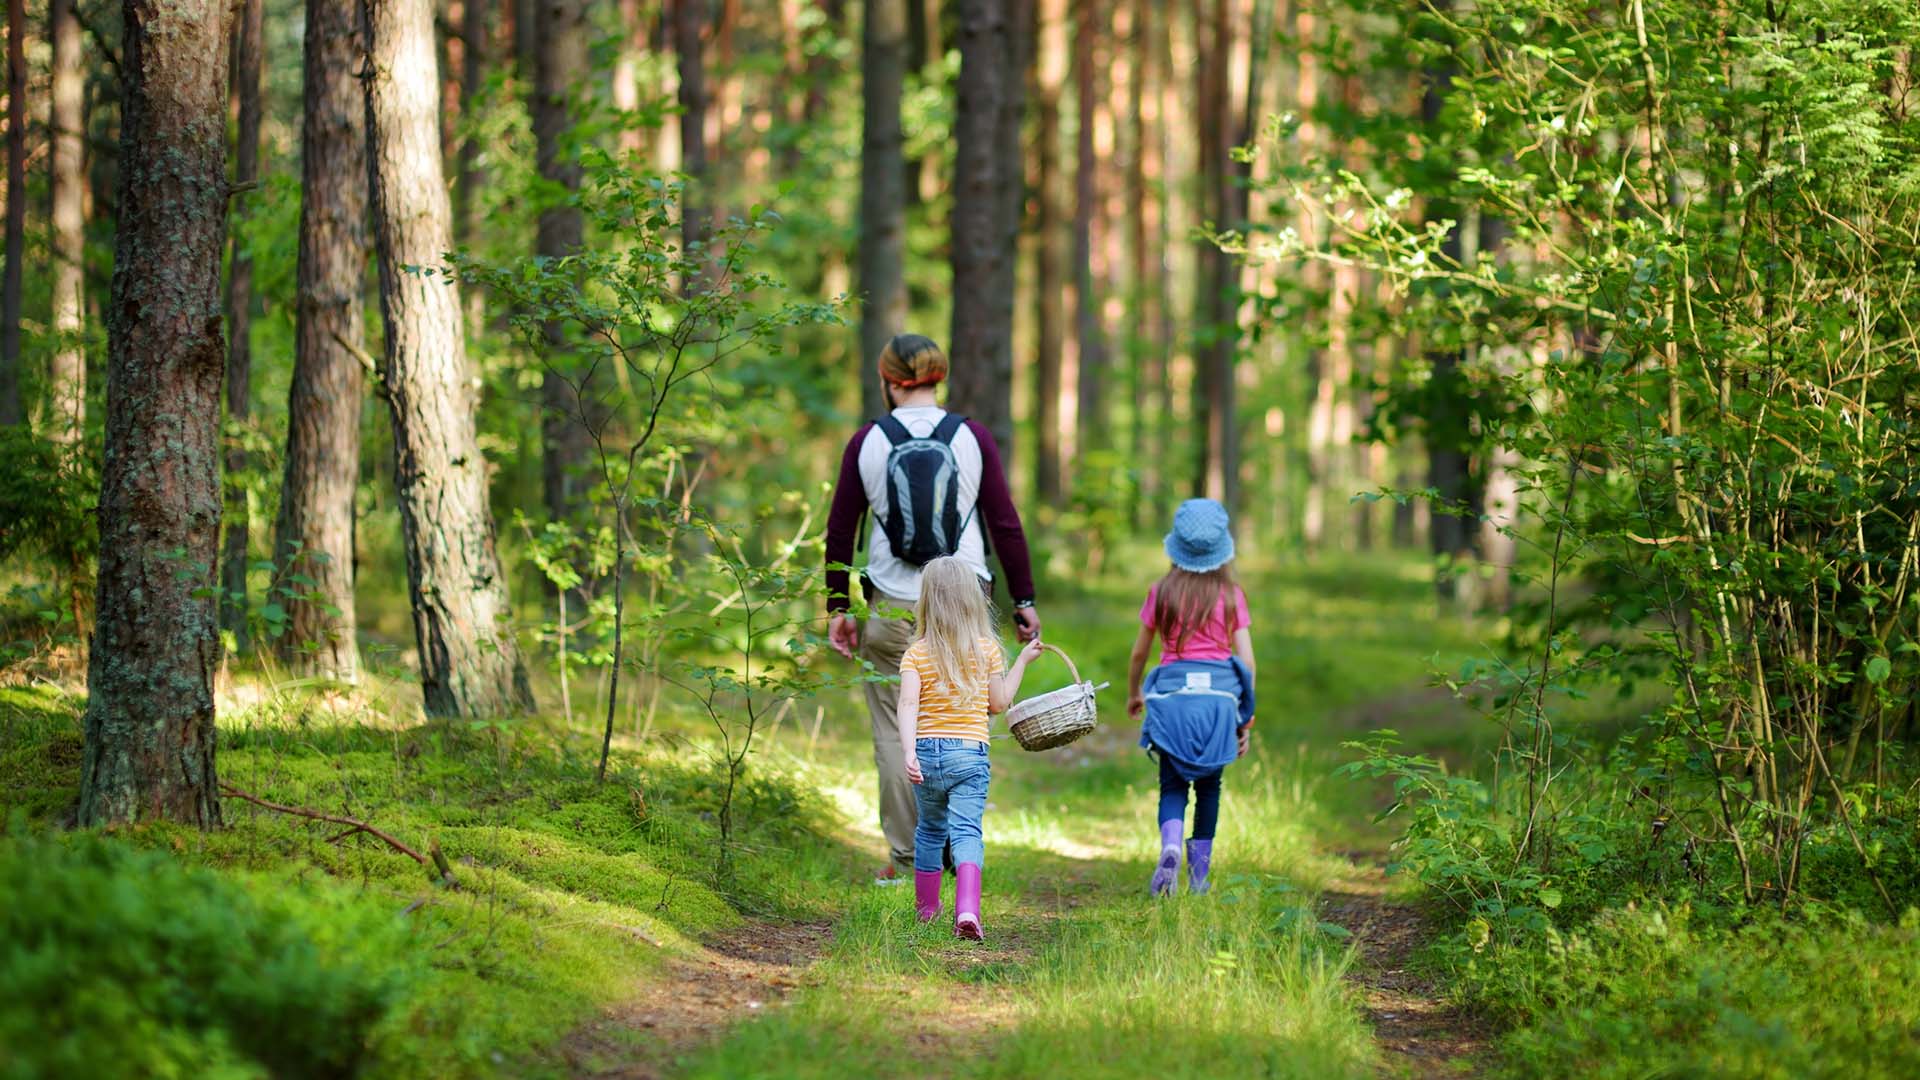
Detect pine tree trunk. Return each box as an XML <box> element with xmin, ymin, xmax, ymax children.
<box><xmin>0</xmin><ymin>0</ymin><xmax>25</xmax><ymax>428</ymax></box>
<box><xmin>535</xmin><ymin>0</ymin><xmax>592</xmax><ymax>522</ymax></box>
<box><xmin>47</xmin><ymin>0</ymin><xmax>85</xmax><ymax>441</ymax></box>
<box><xmin>454</xmin><ymin>0</ymin><xmax>489</xmax><ymax>251</ymax></box>
<box><xmin>1420</xmin><ymin>0</ymin><xmax>1471</xmax><ymax>600</ymax></box>
<box><xmin>674</xmin><ymin>0</ymin><xmax>709</xmax><ymax>287</ymax></box>
<box><xmin>1032</xmin><ymin>0</ymin><xmax>1065</xmax><ymax>501</ymax></box>
<box><xmin>859</xmin><ymin>0</ymin><xmax>907</xmax><ymax>421</ymax></box>
<box><xmin>361</xmin><ymin>0</ymin><xmax>535</xmax><ymax>718</ymax></box>
<box><xmin>272</xmin><ymin>0</ymin><xmax>367</xmax><ymax>682</ymax></box>
<box><xmin>219</xmin><ymin>0</ymin><xmax>264</xmax><ymax>650</ymax></box>
<box><xmin>1126</xmin><ymin>0</ymin><xmax>1155</xmax><ymax>516</ymax></box>
<box><xmin>80</xmin><ymin>0</ymin><xmax>234</xmax><ymax>828</ymax></box>
<box><xmin>948</xmin><ymin>0</ymin><xmax>1025</xmax><ymax>453</ymax></box>
<box><xmin>910</xmin><ymin>0</ymin><xmax>942</xmax><ymax>202</ymax></box>
<box><xmin>613</xmin><ymin>0</ymin><xmax>646</xmax><ymax>158</ymax></box>
<box><xmin>1070</xmin><ymin>0</ymin><xmax>1106</xmax><ymax>455</ymax></box>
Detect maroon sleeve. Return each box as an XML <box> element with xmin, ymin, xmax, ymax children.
<box><xmin>966</xmin><ymin>420</ymin><xmax>1037</xmax><ymax>605</ymax></box>
<box><xmin>824</xmin><ymin>425</ymin><xmax>874</xmax><ymax>614</ymax></box>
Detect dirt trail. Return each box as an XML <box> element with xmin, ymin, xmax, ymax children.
<box><xmin>1322</xmin><ymin>857</ymin><xmax>1487</xmax><ymax>1078</ymax></box>
<box><xmin>560</xmin><ymin>920</ymin><xmax>833</xmax><ymax>1079</ymax></box>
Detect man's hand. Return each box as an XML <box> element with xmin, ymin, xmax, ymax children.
<box><xmin>829</xmin><ymin>613</ymin><xmax>860</xmax><ymax>659</ymax></box>
<box><xmin>905</xmin><ymin>754</ymin><xmax>924</xmax><ymax>784</ymax></box>
<box><xmin>1013</xmin><ymin>606</ymin><xmax>1042</xmax><ymax>643</ymax></box>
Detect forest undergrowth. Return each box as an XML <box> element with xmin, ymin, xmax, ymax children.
<box><xmin>8</xmin><ymin>550</ymin><xmax>1920</xmax><ymax>1078</ymax></box>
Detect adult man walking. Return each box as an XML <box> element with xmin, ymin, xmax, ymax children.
<box><xmin>825</xmin><ymin>334</ymin><xmax>1041</xmax><ymax>882</ymax></box>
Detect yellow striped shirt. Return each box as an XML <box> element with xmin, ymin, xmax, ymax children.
<box><xmin>902</xmin><ymin>635</ymin><xmax>1005</xmax><ymax>743</ymax></box>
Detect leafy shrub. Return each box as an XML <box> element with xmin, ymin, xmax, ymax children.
<box><xmin>0</xmin><ymin>832</ymin><xmax>418</xmax><ymax>1079</ymax></box>
<box><xmin>1460</xmin><ymin>904</ymin><xmax>1920</xmax><ymax>1080</ymax></box>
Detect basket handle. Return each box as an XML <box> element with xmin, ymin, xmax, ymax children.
<box><xmin>1031</xmin><ymin>641</ymin><xmax>1082</xmax><ymax>686</ymax></box>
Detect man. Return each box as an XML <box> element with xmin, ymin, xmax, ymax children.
<box><xmin>825</xmin><ymin>333</ymin><xmax>1041</xmax><ymax>883</ymax></box>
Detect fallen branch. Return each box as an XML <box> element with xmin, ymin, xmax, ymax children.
<box><xmin>219</xmin><ymin>782</ymin><xmax>454</xmax><ymax>886</ymax></box>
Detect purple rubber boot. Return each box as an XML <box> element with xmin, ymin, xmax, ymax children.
<box><xmin>1187</xmin><ymin>839</ymin><xmax>1214</xmax><ymax>895</ymax></box>
<box><xmin>954</xmin><ymin>863</ymin><xmax>984</xmax><ymax>940</ymax></box>
<box><xmin>914</xmin><ymin>870</ymin><xmax>943</xmax><ymax>922</ymax></box>
<box><xmin>1149</xmin><ymin>818</ymin><xmax>1184</xmax><ymax>897</ymax></box>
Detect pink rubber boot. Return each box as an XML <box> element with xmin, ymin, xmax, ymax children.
<box><xmin>954</xmin><ymin>863</ymin><xmax>984</xmax><ymax>940</ymax></box>
<box><xmin>914</xmin><ymin>870</ymin><xmax>943</xmax><ymax>922</ymax></box>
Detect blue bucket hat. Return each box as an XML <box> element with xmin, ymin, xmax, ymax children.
<box><xmin>1164</xmin><ymin>498</ymin><xmax>1235</xmax><ymax>573</ymax></box>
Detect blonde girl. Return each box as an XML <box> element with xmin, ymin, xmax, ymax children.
<box><xmin>897</xmin><ymin>557</ymin><xmax>1043</xmax><ymax>939</ymax></box>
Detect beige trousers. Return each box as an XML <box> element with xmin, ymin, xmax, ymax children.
<box><xmin>860</xmin><ymin>592</ymin><xmax>919</xmax><ymax>873</ymax></box>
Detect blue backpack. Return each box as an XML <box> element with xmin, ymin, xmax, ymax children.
<box><xmin>873</xmin><ymin>413</ymin><xmax>972</xmax><ymax>567</ymax></box>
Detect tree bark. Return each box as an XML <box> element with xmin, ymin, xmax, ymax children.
<box><xmin>272</xmin><ymin>0</ymin><xmax>367</xmax><ymax>682</ymax></box>
<box><xmin>1126</xmin><ymin>0</ymin><xmax>1155</xmax><ymax>514</ymax></box>
<box><xmin>361</xmin><ymin>0</ymin><xmax>535</xmax><ymax>717</ymax></box>
<box><xmin>454</xmin><ymin>0</ymin><xmax>489</xmax><ymax>252</ymax></box>
<box><xmin>613</xmin><ymin>0</ymin><xmax>646</xmax><ymax>158</ymax></box>
<box><xmin>1031</xmin><ymin>0</ymin><xmax>1065</xmax><ymax>500</ymax></box>
<box><xmin>1070</xmin><ymin>0</ymin><xmax>1106</xmax><ymax>456</ymax></box>
<box><xmin>674</xmin><ymin>0</ymin><xmax>710</xmax><ymax>288</ymax></box>
<box><xmin>535</xmin><ymin>0</ymin><xmax>592</xmax><ymax>522</ymax></box>
<box><xmin>858</xmin><ymin>0</ymin><xmax>907</xmax><ymax>421</ymax></box>
<box><xmin>80</xmin><ymin>0</ymin><xmax>235</xmax><ymax>828</ymax></box>
<box><xmin>1420</xmin><ymin>0</ymin><xmax>1472</xmax><ymax>601</ymax></box>
<box><xmin>47</xmin><ymin>0</ymin><xmax>85</xmax><ymax>442</ymax></box>
<box><xmin>219</xmin><ymin>0</ymin><xmax>264</xmax><ymax>650</ymax></box>
<box><xmin>0</xmin><ymin>0</ymin><xmax>25</xmax><ymax>428</ymax></box>
<box><xmin>947</xmin><ymin>0</ymin><xmax>1026</xmax><ymax>453</ymax></box>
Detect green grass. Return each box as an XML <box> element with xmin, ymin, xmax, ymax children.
<box><xmin>0</xmin><ymin>546</ymin><xmax>1492</xmax><ymax>1078</ymax></box>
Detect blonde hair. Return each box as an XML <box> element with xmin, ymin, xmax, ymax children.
<box><xmin>913</xmin><ymin>557</ymin><xmax>1001</xmax><ymax>696</ymax></box>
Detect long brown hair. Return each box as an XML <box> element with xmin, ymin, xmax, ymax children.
<box><xmin>1152</xmin><ymin>565</ymin><xmax>1237</xmax><ymax>651</ymax></box>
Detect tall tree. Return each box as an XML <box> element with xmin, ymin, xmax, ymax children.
<box><xmin>1070</xmin><ymin>0</ymin><xmax>1107</xmax><ymax>454</ymax></box>
<box><xmin>271</xmin><ymin>0</ymin><xmax>367</xmax><ymax>682</ymax></box>
<box><xmin>219</xmin><ymin>0</ymin><xmax>264</xmax><ymax>649</ymax></box>
<box><xmin>0</xmin><ymin>0</ymin><xmax>24</xmax><ymax>428</ymax></box>
<box><xmin>80</xmin><ymin>0</ymin><xmax>234</xmax><ymax>827</ymax></box>
<box><xmin>1188</xmin><ymin>0</ymin><xmax>1227</xmax><ymax>503</ymax></box>
<box><xmin>1031</xmin><ymin>0</ymin><xmax>1066</xmax><ymax>500</ymax></box>
<box><xmin>1125</xmin><ymin>0</ymin><xmax>1156</xmax><ymax>508</ymax></box>
<box><xmin>46</xmin><ymin>0</ymin><xmax>85</xmax><ymax>441</ymax></box>
<box><xmin>858</xmin><ymin>0</ymin><xmax>907</xmax><ymax>420</ymax></box>
<box><xmin>453</xmin><ymin>0</ymin><xmax>489</xmax><ymax>253</ymax></box>
<box><xmin>1419</xmin><ymin>0</ymin><xmax>1472</xmax><ymax>600</ymax></box>
<box><xmin>534</xmin><ymin>0</ymin><xmax>591</xmax><ymax>521</ymax></box>
<box><xmin>673</xmin><ymin>0</ymin><xmax>710</xmax><ymax>285</ymax></box>
<box><xmin>947</xmin><ymin>0</ymin><xmax>1027</xmax><ymax>452</ymax></box>
<box><xmin>361</xmin><ymin>0</ymin><xmax>535</xmax><ymax>717</ymax></box>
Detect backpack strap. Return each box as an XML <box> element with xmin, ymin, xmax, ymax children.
<box><xmin>874</xmin><ymin>415</ymin><xmax>913</xmax><ymax>446</ymax></box>
<box><xmin>930</xmin><ymin>413</ymin><xmax>967</xmax><ymax>445</ymax></box>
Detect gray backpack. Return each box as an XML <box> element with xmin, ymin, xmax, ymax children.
<box><xmin>873</xmin><ymin>413</ymin><xmax>970</xmax><ymax>566</ymax></box>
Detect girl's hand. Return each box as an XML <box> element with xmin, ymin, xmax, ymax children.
<box><xmin>1127</xmin><ymin>693</ymin><xmax>1145</xmax><ymax>720</ymax></box>
<box><xmin>1236</xmin><ymin>724</ymin><xmax>1252</xmax><ymax>758</ymax></box>
<box><xmin>905</xmin><ymin>754</ymin><xmax>924</xmax><ymax>784</ymax></box>
<box><xmin>1016</xmin><ymin>636</ymin><xmax>1045</xmax><ymax>667</ymax></box>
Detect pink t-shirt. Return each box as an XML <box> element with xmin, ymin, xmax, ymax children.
<box><xmin>1140</xmin><ymin>583</ymin><xmax>1250</xmax><ymax>663</ymax></box>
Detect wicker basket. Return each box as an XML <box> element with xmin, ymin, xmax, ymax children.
<box><xmin>1006</xmin><ymin>643</ymin><xmax>1105</xmax><ymax>751</ymax></box>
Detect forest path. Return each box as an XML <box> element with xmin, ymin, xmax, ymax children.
<box><xmin>558</xmin><ymin>919</ymin><xmax>835</xmax><ymax>1079</ymax></box>
<box><xmin>1323</xmin><ymin>856</ymin><xmax>1487</xmax><ymax>1077</ymax></box>
<box><xmin>1320</xmin><ymin>684</ymin><xmax>1489</xmax><ymax>1077</ymax></box>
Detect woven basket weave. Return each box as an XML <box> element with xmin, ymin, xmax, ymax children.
<box><xmin>1006</xmin><ymin>643</ymin><xmax>1103</xmax><ymax>752</ymax></box>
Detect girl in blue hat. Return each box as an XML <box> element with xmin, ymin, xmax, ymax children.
<box><xmin>1124</xmin><ymin>499</ymin><xmax>1256</xmax><ymax>896</ymax></box>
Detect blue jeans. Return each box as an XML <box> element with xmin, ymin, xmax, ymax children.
<box><xmin>1158</xmin><ymin>751</ymin><xmax>1222</xmax><ymax>840</ymax></box>
<box><xmin>912</xmin><ymin>738</ymin><xmax>991</xmax><ymax>872</ymax></box>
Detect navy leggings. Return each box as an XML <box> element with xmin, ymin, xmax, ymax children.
<box><xmin>1158</xmin><ymin>753</ymin><xmax>1222</xmax><ymax>840</ymax></box>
